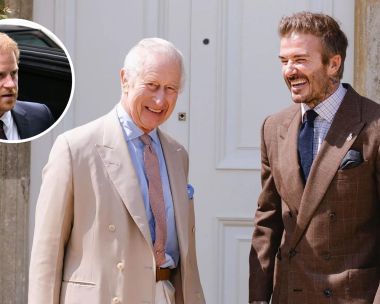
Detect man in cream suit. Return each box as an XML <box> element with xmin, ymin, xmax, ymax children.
<box><xmin>249</xmin><ymin>12</ymin><xmax>380</xmax><ymax>304</ymax></box>
<box><xmin>29</xmin><ymin>38</ymin><xmax>205</xmax><ymax>304</ymax></box>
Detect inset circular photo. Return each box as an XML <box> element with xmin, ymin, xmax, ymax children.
<box><xmin>0</xmin><ymin>18</ymin><xmax>75</xmax><ymax>143</ymax></box>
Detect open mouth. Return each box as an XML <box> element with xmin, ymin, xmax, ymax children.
<box><xmin>147</xmin><ymin>107</ymin><xmax>163</xmax><ymax>114</ymax></box>
<box><xmin>290</xmin><ymin>78</ymin><xmax>307</xmax><ymax>88</ymax></box>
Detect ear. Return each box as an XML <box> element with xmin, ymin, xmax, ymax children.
<box><xmin>327</xmin><ymin>54</ymin><xmax>342</xmax><ymax>77</ymax></box>
<box><xmin>120</xmin><ymin>69</ymin><xmax>129</xmax><ymax>93</ymax></box>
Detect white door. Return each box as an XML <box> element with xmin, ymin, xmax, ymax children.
<box><xmin>189</xmin><ymin>0</ymin><xmax>355</xmax><ymax>303</ymax></box>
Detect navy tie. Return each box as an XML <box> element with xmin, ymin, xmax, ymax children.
<box><xmin>0</xmin><ymin>121</ymin><xmax>7</xmax><ymax>140</ymax></box>
<box><xmin>298</xmin><ymin>109</ymin><xmax>318</xmax><ymax>182</ymax></box>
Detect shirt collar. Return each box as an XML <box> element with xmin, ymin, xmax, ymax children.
<box><xmin>0</xmin><ymin>110</ymin><xmax>13</xmax><ymax>129</ymax></box>
<box><xmin>301</xmin><ymin>83</ymin><xmax>347</xmax><ymax>123</ymax></box>
<box><xmin>116</xmin><ymin>103</ymin><xmax>159</xmax><ymax>143</ymax></box>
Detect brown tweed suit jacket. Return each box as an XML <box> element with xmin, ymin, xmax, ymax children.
<box><xmin>249</xmin><ymin>84</ymin><xmax>380</xmax><ymax>304</ymax></box>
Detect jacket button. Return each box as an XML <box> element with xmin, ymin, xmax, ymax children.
<box><xmin>117</xmin><ymin>262</ymin><xmax>124</xmax><ymax>271</ymax></box>
<box><xmin>322</xmin><ymin>252</ymin><xmax>331</xmax><ymax>261</ymax></box>
<box><xmin>108</xmin><ymin>224</ymin><xmax>116</xmax><ymax>232</ymax></box>
<box><xmin>323</xmin><ymin>288</ymin><xmax>333</xmax><ymax>297</ymax></box>
<box><xmin>112</xmin><ymin>297</ymin><xmax>121</xmax><ymax>303</ymax></box>
<box><xmin>328</xmin><ymin>212</ymin><xmax>336</xmax><ymax>222</ymax></box>
<box><xmin>289</xmin><ymin>248</ymin><xmax>297</xmax><ymax>258</ymax></box>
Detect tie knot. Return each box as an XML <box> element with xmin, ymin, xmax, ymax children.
<box><xmin>140</xmin><ymin>133</ymin><xmax>152</xmax><ymax>146</ymax></box>
<box><xmin>305</xmin><ymin>109</ymin><xmax>318</xmax><ymax>123</ymax></box>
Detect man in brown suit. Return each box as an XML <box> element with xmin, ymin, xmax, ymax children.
<box><xmin>249</xmin><ymin>12</ymin><xmax>380</xmax><ymax>304</ymax></box>
<box><xmin>29</xmin><ymin>38</ymin><xmax>205</xmax><ymax>304</ymax></box>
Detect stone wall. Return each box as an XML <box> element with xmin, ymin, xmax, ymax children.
<box><xmin>355</xmin><ymin>0</ymin><xmax>380</xmax><ymax>102</ymax></box>
<box><xmin>4</xmin><ymin>0</ymin><xmax>32</xmax><ymax>19</ymax></box>
<box><xmin>0</xmin><ymin>2</ymin><xmax>32</xmax><ymax>304</ymax></box>
<box><xmin>0</xmin><ymin>143</ymin><xmax>30</xmax><ymax>304</ymax></box>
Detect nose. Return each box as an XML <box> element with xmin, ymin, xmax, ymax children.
<box><xmin>3</xmin><ymin>74</ymin><xmax>17</xmax><ymax>89</ymax></box>
<box><xmin>283</xmin><ymin>61</ymin><xmax>297</xmax><ymax>78</ymax></box>
<box><xmin>153</xmin><ymin>87</ymin><xmax>165</xmax><ymax>104</ymax></box>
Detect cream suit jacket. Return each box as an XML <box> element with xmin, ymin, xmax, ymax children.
<box><xmin>28</xmin><ymin>108</ymin><xmax>205</xmax><ymax>304</ymax></box>
<box><xmin>249</xmin><ymin>84</ymin><xmax>380</xmax><ymax>303</ymax></box>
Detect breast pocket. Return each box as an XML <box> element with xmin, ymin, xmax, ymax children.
<box><xmin>60</xmin><ymin>280</ymin><xmax>97</xmax><ymax>304</ymax></box>
<box><xmin>335</xmin><ymin>160</ymin><xmax>369</xmax><ymax>180</ymax></box>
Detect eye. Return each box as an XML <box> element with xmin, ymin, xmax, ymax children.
<box><xmin>296</xmin><ymin>59</ymin><xmax>305</xmax><ymax>63</ymax></box>
<box><xmin>146</xmin><ymin>82</ymin><xmax>159</xmax><ymax>90</ymax></box>
<box><xmin>166</xmin><ymin>86</ymin><xmax>178</xmax><ymax>94</ymax></box>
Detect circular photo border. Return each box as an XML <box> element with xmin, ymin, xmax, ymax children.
<box><xmin>0</xmin><ymin>18</ymin><xmax>75</xmax><ymax>143</ymax></box>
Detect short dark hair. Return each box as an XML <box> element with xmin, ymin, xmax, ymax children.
<box><xmin>278</xmin><ymin>11</ymin><xmax>348</xmax><ymax>79</ymax></box>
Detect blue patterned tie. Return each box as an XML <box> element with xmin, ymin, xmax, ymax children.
<box><xmin>298</xmin><ymin>110</ymin><xmax>318</xmax><ymax>182</ymax></box>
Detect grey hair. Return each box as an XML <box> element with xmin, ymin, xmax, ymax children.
<box><xmin>123</xmin><ymin>37</ymin><xmax>185</xmax><ymax>91</ymax></box>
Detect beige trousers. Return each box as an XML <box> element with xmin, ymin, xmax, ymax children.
<box><xmin>155</xmin><ymin>280</ymin><xmax>175</xmax><ymax>304</ymax></box>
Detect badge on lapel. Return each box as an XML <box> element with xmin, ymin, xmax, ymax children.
<box><xmin>187</xmin><ymin>184</ymin><xmax>194</xmax><ymax>199</ymax></box>
<box><xmin>339</xmin><ymin>149</ymin><xmax>363</xmax><ymax>170</ymax></box>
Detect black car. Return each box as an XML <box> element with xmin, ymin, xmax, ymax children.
<box><xmin>0</xmin><ymin>24</ymin><xmax>72</xmax><ymax>121</ymax></box>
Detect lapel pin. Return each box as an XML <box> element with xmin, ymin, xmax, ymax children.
<box><xmin>346</xmin><ymin>133</ymin><xmax>353</xmax><ymax>142</ymax></box>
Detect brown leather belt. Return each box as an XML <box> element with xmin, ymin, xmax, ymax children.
<box><xmin>156</xmin><ymin>267</ymin><xmax>172</xmax><ymax>282</ymax></box>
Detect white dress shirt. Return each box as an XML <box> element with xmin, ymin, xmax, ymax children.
<box><xmin>0</xmin><ymin>110</ymin><xmax>20</xmax><ymax>140</ymax></box>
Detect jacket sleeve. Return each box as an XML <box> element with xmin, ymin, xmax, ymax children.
<box><xmin>28</xmin><ymin>134</ymin><xmax>74</xmax><ymax>304</ymax></box>
<box><xmin>249</xmin><ymin>117</ymin><xmax>284</xmax><ymax>302</ymax></box>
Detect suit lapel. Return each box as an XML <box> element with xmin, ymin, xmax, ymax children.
<box><xmin>158</xmin><ymin>130</ymin><xmax>189</xmax><ymax>256</ymax></box>
<box><xmin>95</xmin><ymin>109</ymin><xmax>153</xmax><ymax>247</ymax></box>
<box><xmin>11</xmin><ymin>106</ymin><xmax>31</xmax><ymax>139</ymax></box>
<box><xmin>291</xmin><ymin>87</ymin><xmax>365</xmax><ymax>248</ymax></box>
<box><xmin>277</xmin><ymin>105</ymin><xmax>304</xmax><ymax>212</ymax></box>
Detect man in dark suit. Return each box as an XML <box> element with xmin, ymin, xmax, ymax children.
<box><xmin>0</xmin><ymin>32</ymin><xmax>54</xmax><ymax>141</ymax></box>
<box><xmin>249</xmin><ymin>12</ymin><xmax>380</xmax><ymax>304</ymax></box>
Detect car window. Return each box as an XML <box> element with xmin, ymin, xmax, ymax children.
<box><xmin>8</xmin><ymin>32</ymin><xmax>51</xmax><ymax>48</ymax></box>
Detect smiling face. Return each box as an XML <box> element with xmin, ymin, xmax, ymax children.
<box><xmin>279</xmin><ymin>32</ymin><xmax>341</xmax><ymax>108</ymax></box>
<box><xmin>120</xmin><ymin>52</ymin><xmax>181</xmax><ymax>133</ymax></box>
<box><xmin>0</xmin><ymin>50</ymin><xmax>18</xmax><ymax>116</ymax></box>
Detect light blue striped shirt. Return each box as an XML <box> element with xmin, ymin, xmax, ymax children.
<box><xmin>116</xmin><ymin>104</ymin><xmax>179</xmax><ymax>268</ymax></box>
